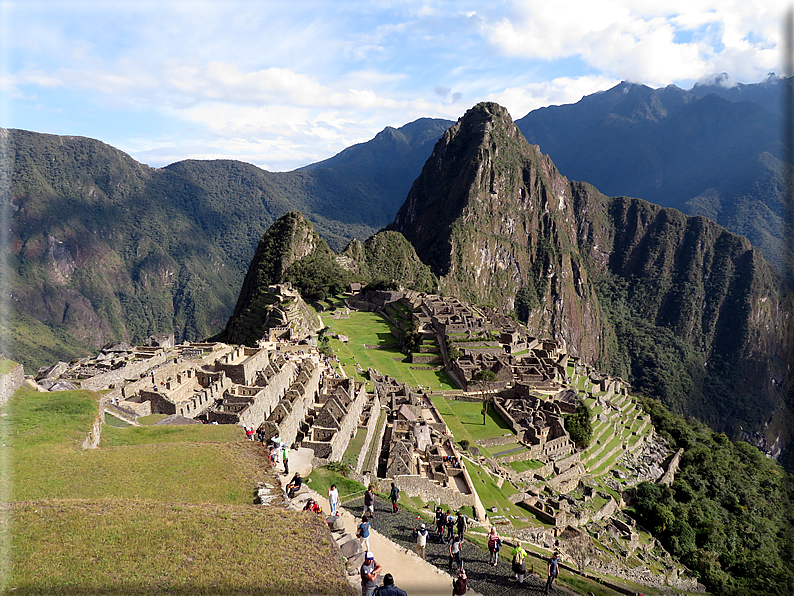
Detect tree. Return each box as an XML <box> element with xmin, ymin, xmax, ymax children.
<box><xmin>472</xmin><ymin>370</ymin><xmax>498</xmax><ymax>425</ymax></box>
<box><xmin>564</xmin><ymin>400</ymin><xmax>593</xmax><ymax>448</ymax></box>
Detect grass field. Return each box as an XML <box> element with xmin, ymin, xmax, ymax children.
<box><xmin>0</xmin><ymin>359</ymin><xmax>18</xmax><ymax>375</ymax></box>
<box><xmin>323</xmin><ymin>310</ymin><xmax>458</xmax><ymax>390</ymax></box>
<box><xmin>2</xmin><ymin>387</ymin><xmax>353</xmax><ymax>595</ymax></box>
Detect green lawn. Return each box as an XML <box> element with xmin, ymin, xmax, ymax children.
<box><xmin>324</xmin><ymin>310</ymin><xmax>457</xmax><ymax>390</ymax></box>
<box><xmin>508</xmin><ymin>458</ymin><xmax>546</xmax><ymax>473</ymax></box>
<box><xmin>341</xmin><ymin>426</ymin><xmax>367</xmax><ymax>469</ymax></box>
<box><xmin>431</xmin><ymin>397</ymin><xmax>516</xmax><ymax>445</ymax></box>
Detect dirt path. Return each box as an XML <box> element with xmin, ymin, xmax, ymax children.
<box><xmin>279</xmin><ymin>447</ymin><xmax>479</xmax><ymax>596</ymax></box>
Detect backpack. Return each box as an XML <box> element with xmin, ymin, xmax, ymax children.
<box><xmin>453</xmin><ymin>577</ymin><xmax>467</xmax><ymax>595</ymax></box>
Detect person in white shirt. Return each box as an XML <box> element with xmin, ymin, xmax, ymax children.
<box><xmin>328</xmin><ymin>484</ymin><xmax>340</xmax><ymax>516</ymax></box>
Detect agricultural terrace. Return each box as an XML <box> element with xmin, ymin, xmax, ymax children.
<box><xmin>321</xmin><ymin>308</ymin><xmax>457</xmax><ymax>391</ymax></box>
<box><xmin>429</xmin><ymin>395</ymin><xmax>541</xmax><ymax>529</ymax></box>
<box><xmin>1</xmin><ymin>387</ymin><xmax>352</xmax><ymax>595</ymax></box>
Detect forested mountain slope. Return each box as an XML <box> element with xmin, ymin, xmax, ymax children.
<box><xmin>2</xmin><ymin>119</ymin><xmax>449</xmax><ymax>369</ymax></box>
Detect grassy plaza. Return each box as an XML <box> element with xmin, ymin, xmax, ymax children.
<box><xmin>322</xmin><ymin>308</ymin><xmax>457</xmax><ymax>390</ymax></box>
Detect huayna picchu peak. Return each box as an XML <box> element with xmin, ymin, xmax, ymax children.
<box><xmin>390</xmin><ymin>101</ymin><xmax>794</xmax><ymax>457</ymax></box>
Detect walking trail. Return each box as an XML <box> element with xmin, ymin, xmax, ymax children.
<box><xmin>279</xmin><ymin>447</ymin><xmax>480</xmax><ymax>596</ymax></box>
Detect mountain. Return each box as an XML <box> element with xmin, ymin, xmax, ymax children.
<box><xmin>514</xmin><ymin>79</ymin><xmax>789</xmax><ymax>281</ymax></box>
<box><xmin>217</xmin><ymin>212</ymin><xmax>435</xmax><ymax>345</ymax></box>
<box><xmin>299</xmin><ymin>117</ymin><xmax>453</xmax><ymax>225</ymax></box>
<box><xmin>3</xmin><ymin>119</ymin><xmax>450</xmax><ymax>370</ymax></box>
<box><xmin>390</xmin><ymin>102</ymin><xmax>794</xmax><ymax>455</ymax></box>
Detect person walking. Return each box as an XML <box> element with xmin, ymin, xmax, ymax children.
<box><xmin>357</xmin><ymin>515</ymin><xmax>372</xmax><ymax>551</ymax></box>
<box><xmin>511</xmin><ymin>540</ymin><xmax>528</xmax><ymax>584</ymax></box>
<box><xmin>389</xmin><ymin>482</ymin><xmax>400</xmax><ymax>513</ymax></box>
<box><xmin>359</xmin><ymin>552</ymin><xmax>382</xmax><ymax>596</ymax></box>
<box><xmin>545</xmin><ymin>551</ymin><xmax>560</xmax><ymax>594</ymax></box>
<box><xmin>374</xmin><ymin>573</ymin><xmax>406</xmax><ymax>596</ymax></box>
<box><xmin>445</xmin><ymin>510</ymin><xmax>455</xmax><ymax>544</ymax></box>
<box><xmin>452</xmin><ymin>568</ymin><xmax>467</xmax><ymax>595</ymax></box>
<box><xmin>448</xmin><ymin>534</ymin><xmax>463</xmax><ymax>571</ymax></box>
<box><xmin>487</xmin><ymin>527</ymin><xmax>501</xmax><ymax>566</ymax></box>
<box><xmin>435</xmin><ymin>507</ymin><xmax>446</xmax><ymax>542</ymax></box>
<box><xmin>281</xmin><ymin>445</ymin><xmax>289</xmax><ymax>475</ymax></box>
<box><xmin>455</xmin><ymin>511</ymin><xmax>468</xmax><ymax>542</ymax></box>
<box><xmin>328</xmin><ymin>484</ymin><xmax>340</xmax><ymax>516</ymax></box>
<box><xmin>414</xmin><ymin>523</ymin><xmax>428</xmax><ymax>560</ymax></box>
<box><xmin>363</xmin><ymin>485</ymin><xmax>375</xmax><ymax>518</ymax></box>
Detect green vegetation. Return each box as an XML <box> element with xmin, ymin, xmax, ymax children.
<box><xmin>7</xmin><ymin>120</ymin><xmax>450</xmax><ymax>370</ymax></box>
<box><xmin>0</xmin><ymin>359</ymin><xmax>19</xmax><ymax>375</ymax></box>
<box><xmin>564</xmin><ymin>399</ymin><xmax>594</xmax><ymax>448</ymax></box>
<box><xmin>2</xmin><ymin>387</ymin><xmax>351</xmax><ymax>594</ymax></box>
<box><xmin>323</xmin><ymin>309</ymin><xmax>457</xmax><ymax>390</ymax></box>
<box><xmin>285</xmin><ymin>243</ymin><xmax>351</xmax><ymax>301</ymax></box>
<box><xmin>307</xmin><ymin>465</ymin><xmax>367</xmax><ymax>505</ymax></box>
<box><xmin>629</xmin><ymin>398</ymin><xmax>794</xmax><ymax>596</ymax></box>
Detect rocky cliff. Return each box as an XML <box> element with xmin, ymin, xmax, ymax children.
<box><xmin>390</xmin><ymin>102</ymin><xmax>794</xmax><ymax>451</ymax></box>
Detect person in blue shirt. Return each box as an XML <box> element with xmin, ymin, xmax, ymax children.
<box><xmin>545</xmin><ymin>551</ymin><xmax>559</xmax><ymax>594</ymax></box>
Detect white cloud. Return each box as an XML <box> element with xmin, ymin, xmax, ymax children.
<box><xmin>479</xmin><ymin>0</ymin><xmax>785</xmax><ymax>86</ymax></box>
<box><xmin>485</xmin><ymin>75</ymin><xmax>620</xmax><ymax>119</ymax></box>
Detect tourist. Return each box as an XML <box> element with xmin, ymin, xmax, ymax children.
<box><xmin>455</xmin><ymin>511</ymin><xmax>468</xmax><ymax>541</ymax></box>
<box><xmin>328</xmin><ymin>484</ymin><xmax>340</xmax><ymax>516</ymax></box>
<box><xmin>448</xmin><ymin>534</ymin><xmax>462</xmax><ymax>571</ymax></box>
<box><xmin>374</xmin><ymin>573</ymin><xmax>406</xmax><ymax>596</ymax></box>
<box><xmin>357</xmin><ymin>515</ymin><xmax>372</xmax><ymax>551</ymax></box>
<box><xmin>545</xmin><ymin>551</ymin><xmax>559</xmax><ymax>594</ymax></box>
<box><xmin>286</xmin><ymin>472</ymin><xmax>302</xmax><ymax>499</ymax></box>
<box><xmin>414</xmin><ymin>523</ymin><xmax>428</xmax><ymax>559</ymax></box>
<box><xmin>282</xmin><ymin>446</ymin><xmax>289</xmax><ymax>475</ymax></box>
<box><xmin>487</xmin><ymin>527</ymin><xmax>501</xmax><ymax>565</ymax></box>
<box><xmin>363</xmin><ymin>485</ymin><xmax>375</xmax><ymax>518</ymax></box>
<box><xmin>511</xmin><ymin>540</ymin><xmax>528</xmax><ymax>584</ymax></box>
<box><xmin>435</xmin><ymin>507</ymin><xmax>446</xmax><ymax>542</ymax></box>
<box><xmin>445</xmin><ymin>509</ymin><xmax>455</xmax><ymax>543</ymax></box>
<box><xmin>389</xmin><ymin>482</ymin><xmax>400</xmax><ymax>513</ymax></box>
<box><xmin>452</xmin><ymin>568</ymin><xmax>467</xmax><ymax>595</ymax></box>
<box><xmin>360</xmin><ymin>551</ymin><xmax>382</xmax><ymax>596</ymax></box>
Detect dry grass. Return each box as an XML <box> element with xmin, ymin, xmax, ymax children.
<box><xmin>2</xmin><ymin>388</ymin><xmax>354</xmax><ymax>595</ymax></box>
<box><xmin>6</xmin><ymin>500</ymin><xmax>351</xmax><ymax>595</ymax></box>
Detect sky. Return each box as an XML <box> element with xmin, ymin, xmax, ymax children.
<box><xmin>0</xmin><ymin>0</ymin><xmax>787</xmax><ymax>171</ymax></box>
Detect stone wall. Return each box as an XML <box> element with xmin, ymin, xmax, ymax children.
<box><xmin>305</xmin><ymin>383</ymin><xmax>370</xmax><ymax>462</ymax></box>
<box><xmin>375</xmin><ymin>474</ymin><xmax>476</xmax><ymax>512</ymax></box>
<box><xmin>216</xmin><ymin>346</ymin><xmax>271</xmax><ymax>385</ymax></box>
<box><xmin>0</xmin><ymin>363</ymin><xmax>25</xmax><ymax>407</ymax></box>
<box><xmin>411</xmin><ymin>354</ymin><xmax>442</xmax><ymax>365</ymax></box>
<box><xmin>80</xmin><ymin>351</ymin><xmax>169</xmax><ymax>392</ymax></box>
<box><xmin>356</xmin><ymin>394</ymin><xmax>383</xmax><ymax>474</ymax></box>
<box><xmin>476</xmin><ymin>435</ymin><xmax>517</xmax><ymax>449</ymax></box>
<box><xmin>266</xmin><ymin>360</ymin><xmax>321</xmax><ymax>447</ymax></box>
<box><xmin>235</xmin><ymin>360</ymin><xmax>299</xmax><ymax>429</ymax></box>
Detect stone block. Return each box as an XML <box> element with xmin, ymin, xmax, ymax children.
<box><xmin>327</xmin><ymin>515</ymin><xmax>345</xmax><ymax>532</ymax></box>
<box><xmin>338</xmin><ymin>535</ymin><xmax>363</xmax><ymax>559</ymax></box>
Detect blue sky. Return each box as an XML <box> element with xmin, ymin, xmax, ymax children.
<box><xmin>0</xmin><ymin>0</ymin><xmax>785</xmax><ymax>171</ymax></box>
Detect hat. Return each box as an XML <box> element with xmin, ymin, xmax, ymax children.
<box><xmin>420</xmin><ymin>523</ymin><xmax>426</xmax><ymax>529</ymax></box>
<box><xmin>365</xmin><ymin>551</ymin><xmax>374</xmax><ymax>560</ymax></box>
